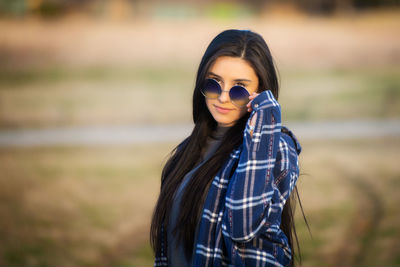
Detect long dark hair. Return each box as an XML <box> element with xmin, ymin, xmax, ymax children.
<box><xmin>150</xmin><ymin>29</ymin><xmax>304</xmax><ymax>265</ymax></box>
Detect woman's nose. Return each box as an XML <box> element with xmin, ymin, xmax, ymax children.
<box><xmin>218</xmin><ymin>88</ymin><xmax>230</xmax><ymax>103</ymax></box>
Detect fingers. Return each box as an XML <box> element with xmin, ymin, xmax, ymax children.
<box><xmin>249</xmin><ymin>113</ymin><xmax>257</xmax><ymax>137</ymax></box>
<box><xmin>249</xmin><ymin>92</ymin><xmax>259</xmax><ymax>98</ymax></box>
<box><xmin>246</xmin><ymin>92</ymin><xmax>259</xmax><ymax>112</ymax></box>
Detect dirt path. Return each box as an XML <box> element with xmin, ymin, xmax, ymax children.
<box><xmin>0</xmin><ymin>119</ymin><xmax>398</xmax><ymax>146</ymax></box>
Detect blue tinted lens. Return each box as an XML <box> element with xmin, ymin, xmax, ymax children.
<box><xmin>201</xmin><ymin>79</ymin><xmax>221</xmax><ymax>99</ymax></box>
<box><xmin>230</xmin><ymin>86</ymin><xmax>250</xmax><ymax>106</ymax></box>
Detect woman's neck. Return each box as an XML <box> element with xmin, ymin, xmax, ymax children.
<box><xmin>212</xmin><ymin>125</ymin><xmax>231</xmax><ymax>140</ymax></box>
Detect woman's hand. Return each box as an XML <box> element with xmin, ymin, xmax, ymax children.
<box><xmin>247</xmin><ymin>92</ymin><xmax>260</xmax><ymax>137</ymax></box>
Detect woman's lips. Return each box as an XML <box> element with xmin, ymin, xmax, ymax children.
<box><xmin>214</xmin><ymin>105</ymin><xmax>233</xmax><ymax>114</ymax></box>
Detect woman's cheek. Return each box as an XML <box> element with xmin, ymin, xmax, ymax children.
<box><xmin>239</xmin><ymin>107</ymin><xmax>249</xmax><ymax>118</ymax></box>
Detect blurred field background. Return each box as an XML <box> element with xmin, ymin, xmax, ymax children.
<box><xmin>0</xmin><ymin>0</ymin><xmax>399</xmax><ymax>266</ymax></box>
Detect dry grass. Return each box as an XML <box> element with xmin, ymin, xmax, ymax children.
<box><xmin>0</xmin><ymin>9</ymin><xmax>399</xmax><ymax>267</ymax></box>
<box><xmin>0</xmin><ymin>66</ymin><xmax>398</xmax><ymax>128</ymax></box>
<box><xmin>0</xmin><ymin>8</ymin><xmax>399</xmax><ymax>69</ymax></box>
<box><xmin>0</xmin><ymin>143</ymin><xmax>174</xmax><ymax>266</ymax></box>
<box><xmin>295</xmin><ymin>137</ymin><xmax>400</xmax><ymax>267</ymax></box>
<box><xmin>0</xmin><ymin>137</ymin><xmax>399</xmax><ymax>266</ymax></box>
<box><xmin>0</xmin><ymin>10</ymin><xmax>399</xmax><ymax>128</ymax></box>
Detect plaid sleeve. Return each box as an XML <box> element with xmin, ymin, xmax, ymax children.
<box><xmin>224</xmin><ymin>90</ymin><xmax>282</xmax><ymax>242</ymax></box>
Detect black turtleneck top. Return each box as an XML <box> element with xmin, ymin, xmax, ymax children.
<box><xmin>167</xmin><ymin>125</ymin><xmax>230</xmax><ymax>266</ymax></box>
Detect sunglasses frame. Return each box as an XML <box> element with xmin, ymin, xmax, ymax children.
<box><xmin>201</xmin><ymin>78</ymin><xmax>251</xmax><ymax>107</ymax></box>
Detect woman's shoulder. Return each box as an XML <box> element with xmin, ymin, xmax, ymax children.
<box><xmin>281</xmin><ymin>126</ymin><xmax>302</xmax><ymax>155</ymax></box>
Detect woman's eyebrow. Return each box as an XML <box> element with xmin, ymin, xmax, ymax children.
<box><xmin>207</xmin><ymin>71</ymin><xmax>252</xmax><ymax>82</ymax></box>
<box><xmin>207</xmin><ymin>72</ymin><xmax>222</xmax><ymax>79</ymax></box>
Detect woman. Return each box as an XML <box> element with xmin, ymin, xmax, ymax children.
<box><xmin>150</xmin><ymin>29</ymin><xmax>303</xmax><ymax>266</ymax></box>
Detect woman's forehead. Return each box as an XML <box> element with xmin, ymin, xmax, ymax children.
<box><xmin>207</xmin><ymin>56</ymin><xmax>258</xmax><ymax>82</ymax></box>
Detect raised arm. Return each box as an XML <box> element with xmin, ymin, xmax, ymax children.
<box><xmin>224</xmin><ymin>90</ymin><xmax>282</xmax><ymax>242</ymax></box>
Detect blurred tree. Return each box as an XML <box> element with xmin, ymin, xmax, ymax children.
<box><xmin>236</xmin><ymin>0</ymin><xmax>399</xmax><ymax>14</ymax></box>
<box><xmin>0</xmin><ymin>0</ymin><xmax>93</xmax><ymax>17</ymax></box>
<box><xmin>293</xmin><ymin>0</ymin><xmax>399</xmax><ymax>14</ymax></box>
<box><xmin>0</xmin><ymin>0</ymin><xmax>399</xmax><ymax>18</ymax></box>
<box><xmin>33</xmin><ymin>0</ymin><xmax>92</xmax><ymax>17</ymax></box>
<box><xmin>353</xmin><ymin>0</ymin><xmax>400</xmax><ymax>8</ymax></box>
<box><xmin>297</xmin><ymin>0</ymin><xmax>337</xmax><ymax>14</ymax></box>
<box><xmin>0</xmin><ymin>0</ymin><xmax>26</xmax><ymax>16</ymax></box>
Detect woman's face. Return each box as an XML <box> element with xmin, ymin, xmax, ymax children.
<box><xmin>205</xmin><ymin>56</ymin><xmax>259</xmax><ymax>127</ymax></box>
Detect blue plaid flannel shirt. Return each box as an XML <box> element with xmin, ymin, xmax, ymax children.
<box><xmin>154</xmin><ymin>90</ymin><xmax>302</xmax><ymax>267</ymax></box>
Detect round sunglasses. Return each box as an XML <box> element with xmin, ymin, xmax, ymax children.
<box><xmin>201</xmin><ymin>78</ymin><xmax>250</xmax><ymax>107</ymax></box>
